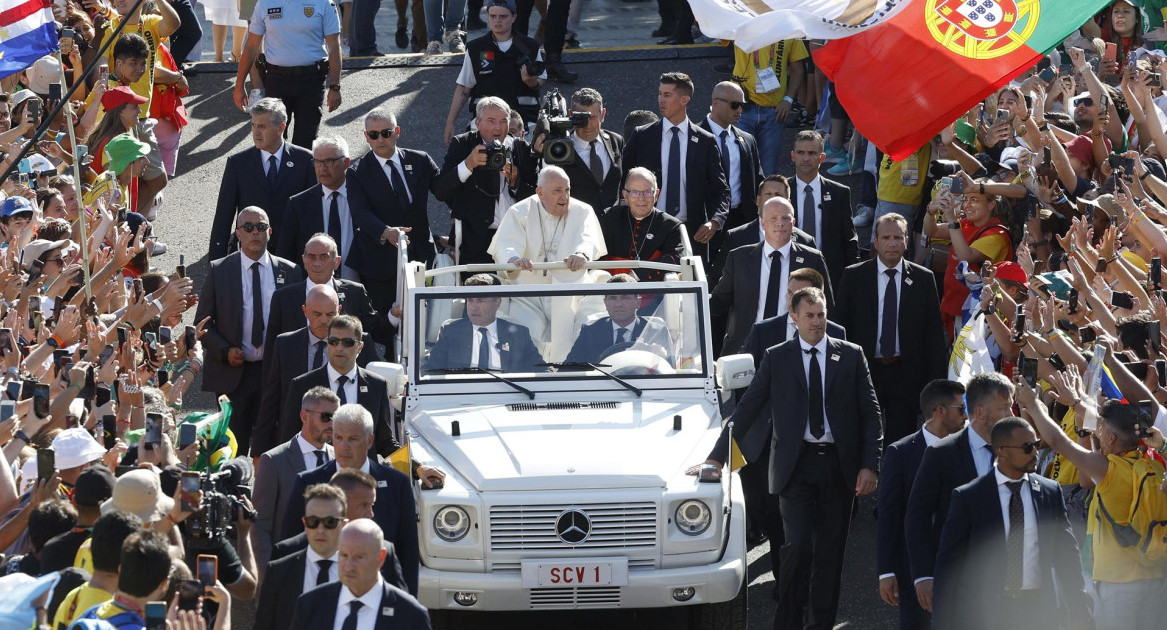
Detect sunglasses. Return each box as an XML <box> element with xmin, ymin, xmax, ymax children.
<box><xmin>1076</xmin><ymin>98</ymin><xmax>1095</xmax><ymax>107</ymax></box>
<box><xmin>714</xmin><ymin>97</ymin><xmax>746</xmax><ymax>110</ymax></box>
<box><xmin>326</xmin><ymin>336</ymin><xmax>359</xmax><ymax>347</ymax></box>
<box><xmin>365</xmin><ymin>129</ymin><xmax>394</xmax><ymax>139</ymax></box>
<box><xmin>302</xmin><ymin>515</ymin><xmax>344</xmax><ymax>530</ymax></box>
<box><xmin>306</xmin><ymin>409</ymin><xmax>334</xmax><ymax>422</ymax></box>
<box><xmin>999</xmin><ymin>440</ymin><xmax>1041</xmax><ymax>455</ymax></box>
<box><xmin>237</xmin><ymin>222</ymin><xmax>269</xmax><ymax>233</ymax></box>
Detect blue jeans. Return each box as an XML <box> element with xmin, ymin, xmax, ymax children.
<box><xmin>875</xmin><ymin>199</ymin><xmax>919</xmax><ymax>233</ymax></box>
<box><xmin>425</xmin><ymin>0</ymin><xmax>467</xmax><ymax>41</ymax></box>
<box><xmin>736</xmin><ymin>104</ymin><xmax>786</xmax><ymax>176</ymax></box>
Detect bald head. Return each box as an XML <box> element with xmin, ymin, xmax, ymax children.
<box><xmin>760</xmin><ymin>197</ymin><xmax>795</xmax><ymax>249</ymax></box>
<box><xmin>710</xmin><ymin>81</ymin><xmax>747</xmax><ymax>127</ymax></box>
<box><xmin>303</xmin><ymin>284</ymin><xmax>340</xmax><ymax>339</ymax></box>
<box><xmin>338</xmin><ymin>519</ymin><xmax>386</xmax><ymax>596</ymax></box>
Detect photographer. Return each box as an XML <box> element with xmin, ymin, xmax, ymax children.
<box><xmin>546</xmin><ymin>87</ymin><xmax>623</xmax><ymax>212</ymax></box>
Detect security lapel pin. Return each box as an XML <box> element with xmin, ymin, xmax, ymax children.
<box><xmin>795</xmin><ymin>257</ymin><xmax>804</xmax><ymax>264</ymax></box>
<box><xmin>830</xmin><ymin>353</ymin><xmax>841</xmax><ymax>362</ymax></box>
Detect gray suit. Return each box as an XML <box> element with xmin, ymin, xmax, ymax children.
<box><xmin>251</xmin><ymin>435</ymin><xmax>333</xmax><ymax>578</ymax></box>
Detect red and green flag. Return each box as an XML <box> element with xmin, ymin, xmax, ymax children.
<box><xmin>815</xmin><ymin>0</ymin><xmax>1113</xmax><ymax>161</ymax></box>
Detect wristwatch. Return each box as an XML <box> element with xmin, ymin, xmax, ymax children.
<box><xmin>14</xmin><ymin>429</ymin><xmax>29</xmax><ymax>444</ymax></box>
<box><xmin>947</xmin><ymin>221</ymin><xmax>961</xmax><ymax>230</ymax></box>
<box><xmin>328</xmin><ymin>84</ymin><xmax>341</xmax><ymax>92</ymax></box>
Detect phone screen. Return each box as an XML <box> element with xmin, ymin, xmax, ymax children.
<box><xmin>950</xmin><ymin>177</ymin><xmax>965</xmax><ymax>194</ymax></box>
<box><xmin>1149</xmin><ymin>321</ymin><xmax>1162</xmax><ymax>355</ymax></box>
<box><xmin>144</xmin><ymin>413</ymin><xmax>163</xmax><ymax>450</ymax></box>
<box><xmin>98</xmin><ymin>344</ymin><xmax>115</xmax><ymax>365</ymax></box>
<box><xmin>0</xmin><ymin>400</ymin><xmax>14</xmax><ymax>421</ymax></box>
<box><xmin>145</xmin><ymin>602</ymin><xmax>167</xmax><ymax>630</ymax></box>
<box><xmin>1153</xmin><ymin>258</ymin><xmax>1162</xmax><ymax>290</ymax></box>
<box><xmin>179</xmin><ymin>423</ymin><xmax>196</xmax><ymax>450</ymax></box>
<box><xmin>177</xmin><ymin>580</ymin><xmax>202</xmax><ymax>612</ymax></box>
<box><xmin>180</xmin><ymin>473</ymin><xmax>199</xmax><ymax>512</ymax></box>
<box><xmin>1080</xmin><ymin>327</ymin><xmax>1098</xmax><ymax>343</ymax></box>
<box><xmin>5</xmin><ymin>381</ymin><xmax>19</xmax><ymax>401</ymax></box>
<box><xmin>1021</xmin><ymin>357</ymin><xmax>1040</xmax><ymax>387</ymax></box>
<box><xmin>197</xmin><ymin>555</ymin><xmax>218</xmax><ymax>587</ymax></box>
<box><xmin>1112</xmin><ymin>292</ymin><xmax>1135</xmax><ymax>310</ymax></box>
<box><xmin>37</xmin><ymin>447</ymin><xmax>55</xmax><ymax>481</ymax></box>
<box><xmin>117</xmin><ymin>326</ymin><xmax>127</xmax><ymax>347</ymax></box>
<box><xmin>102</xmin><ymin>414</ymin><xmax>116</xmax><ymax>450</ymax></box>
<box><xmin>0</xmin><ymin>328</ymin><xmax>12</xmax><ymax>355</ymax></box>
<box><xmin>159</xmin><ymin>326</ymin><xmax>172</xmax><ymax>345</ymax></box>
<box><xmin>33</xmin><ymin>383</ymin><xmax>50</xmax><ymax>418</ymax></box>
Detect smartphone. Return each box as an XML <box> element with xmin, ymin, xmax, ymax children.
<box><xmin>95</xmin><ymin>384</ymin><xmax>111</xmax><ymax>408</ymax></box>
<box><xmin>132</xmin><ymin>278</ymin><xmax>143</xmax><ymax>302</ymax></box>
<box><xmin>0</xmin><ymin>400</ymin><xmax>13</xmax><ymax>421</ymax></box>
<box><xmin>1038</xmin><ymin>66</ymin><xmax>1057</xmax><ymax>83</ymax></box>
<box><xmin>1011</xmin><ymin>305</ymin><xmax>1026</xmax><ymax>343</ymax></box>
<box><xmin>196</xmin><ymin>554</ymin><xmax>218</xmax><ymax>587</ymax></box>
<box><xmin>102</xmin><ymin>414</ymin><xmax>116</xmax><ymax>450</ymax></box>
<box><xmin>159</xmin><ymin>327</ymin><xmax>172</xmax><ymax>345</ymax></box>
<box><xmin>1048</xmin><ymin>352</ymin><xmax>1068</xmax><ymax>372</ymax></box>
<box><xmin>144</xmin><ymin>602</ymin><xmax>166</xmax><ymax>630</ymax></box>
<box><xmin>1080</xmin><ymin>326</ymin><xmax>1098</xmax><ymax>343</ymax></box>
<box><xmin>53</xmin><ymin>349</ymin><xmax>69</xmax><ymax>373</ymax></box>
<box><xmin>180</xmin><ymin>471</ymin><xmax>199</xmax><ymax>512</ymax></box>
<box><xmin>33</xmin><ymin>383</ymin><xmax>50</xmax><ymax>418</ymax></box>
<box><xmin>1153</xmin><ymin>258</ymin><xmax>1162</xmax><ymax>291</ymax></box>
<box><xmin>47</xmin><ymin>83</ymin><xmax>62</xmax><ymax>105</ymax></box>
<box><xmin>1021</xmin><ymin>356</ymin><xmax>1040</xmax><ymax>387</ymax></box>
<box><xmin>1108</xmin><ymin>154</ymin><xmax>1124</xmax><ymax>170</ymax></box>
<box><xmin>21</xmin><ymin>379</ymin><xmax>35</xmax><ymax>401</ymax></box>
<box><xmin>4</xmin><ymin>382</ymin><xmax>18</xmax><ymax>401</ymax></box>
<box><xmin>1157</xmin><ymin>360</ymin><xmax>1167</xmax><ymax>388</ymax></box>
<box><xmin>940</xmin><ymin>176</ymin><xmax>953</xmax><ymax>192</ymax></box>
<box><xmin>179</xmin><ymin>422</ymin><xmax>196</xmax><ymax>450</ymax></box>
<box><xmin>1149</xmin><ymin>321</ymin><xmax>1162</xmax><ymax>355</ymax></box>
<box><xmin>0</xmin><ymin>328</ymin><xmax>11</xmax><ymax>356</ymax></box>
<box><xmin>1096</xmin><ymin>258</ymin><xmax>1108</xmax><ymax>273</ymax></box>
<box><xmin>144</xmin><ymin>413</ymin><xmax>163</xmax><ymax>450</ymax></box>
<box><xmin>980</xmin><ymin>260</ymin><xmax>992</xmax><ymax>280</ymax></box>
<box><xmin>26</xmin><ymin>260</ymin><xmax>45</xmax><ymax>287</ymax></box>
<box><xmin>184</xmin><ymin>325</ymin><xmax>196</xmax><ymax>350</ymax></box>
<box><xmin>175</xmin><ymin>254</ymin><xmax>185</xmax><ymax>279</ymax></box>
<box><xmin>1126</xmin><ymin>360</ymin><xmax>1150</xmax><ymax>381</ymax></box>
<box><xmin>950</xmin><ymin>177</ymin><xmax>966</xmax><ymax>194</ymax></box>
<box><xmin>37</xmin><ymin>447</ymin><xmax>55</xmax><ymax>481</ymax></box>
<box><xmin>117</xmin><ymin>326</ymin><xmax>127</xmax><ymax>347</ymax></box>
<box><xmin>100</xmin><ymin>66</ymin><xmax>109</xmax><ymax>83</ymax></box>
<box><xmin>27</xmin><ymin>99</ymin><xmax>40</xmax><ymax>121</ymax></box>
<box><xmin>1100</xmin><ymin>91</ymin><xmax>1110</xmax><ymax>112</ymax></box>
<box><xmin>1105</xmin><ymin>42</ymin><xmax>1118</xmax><ymax>63</ymax></box>
<box><xmin>1069</xmin><ymin>289</ymin><xmax>1080</xmax><ymax>315</ymax></box>
<box><xmin>157</xmin><ymin>369</ymin><xmax>169</xmax><ymax>387</ymax></box>
<box><xmin>98</xmin><ymin>344</ymin><xmax>114</xmax><ymax>365</ymax></box>
<box><xmin>1138</xmin><ymin>400</ymin><xmax>1155</xmax><ymax>423</ymax></box>
<box><xmin>177</xmin><ymin>579</ymin><xmax>203</xmax><ymax>612</ymax></box>
<box><xmin>59</xmin><ymin>27</ymin><xmax>74</xmax><ymax>53</ymax></box>
<box><xmin>1111</xmin><ymin>291</ymin><xmax>1135</xmax><ymax>310</ymax></box>
<box><xmin>995</xmin><ymin>108</ymin><xmax>1010</xmax><ymax>125</ymax></box>
<box><xmin>1151</xmin><ymin>73</ymin><xmax>1163</xmax><ymax>88</ymax></box>
<box><xmin>1123</xmin><ymin>157</ymin><xmax>1136</xmax><ymax>175</ymax></box>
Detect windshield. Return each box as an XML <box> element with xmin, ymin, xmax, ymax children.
<box><xmin>412</xmin><ymin>283</ymin><xmax>707</xmax><ymax>382</ymax></box>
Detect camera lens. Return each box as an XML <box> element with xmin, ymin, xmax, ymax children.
<box><xmin>545</xmin><ymin>139</ymin><xmax>574</xmax><ymax>165</ymax></box>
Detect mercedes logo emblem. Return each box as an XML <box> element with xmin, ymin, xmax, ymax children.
<box><xmin>555</xmin><ymin>509</ymin><xmax>592</xmax><ymax>544</ymax></box>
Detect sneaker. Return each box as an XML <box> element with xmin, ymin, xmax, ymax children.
<box><xmin>151</xmin><ymin>241</ymin><xmax>168</xmax><ymax>256</ymax></box>
<box><xmin>425</xmin><ymin>40</ymin><xmax>443</xmax><ymax>55</ymax></box>
<box><xmin>852</xmin><ymin>204</ymin><xmax>875</xmax><ymax>227</ymax></box>
<box><xmin>145</xmin><ymin>191</ymin><xmax>163</xmax><ymax>222</ymax></box>
<box><xmin>444</xmin><ymin>29</ymin><xmax>466</xmax><ymax>53</ymax></box>
<box><xmin>823</xmin><ymin>146</ymin><xmax>848</xmax><ymax>164</ymax></box>
<box><xmin>827</xmin><ymin>155</ymin><xmax>857</xmax><ymax>176</ymax></box>
<box><xmin>245</xmin><ymin>88</ymin><xmax>264</xmax><ymax>112</ymax></box>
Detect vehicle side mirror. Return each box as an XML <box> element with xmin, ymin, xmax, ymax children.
<box><xmin>715</xmin><ymin>354</ymin><xmax>755</xmax><ymax>390</ymax></box>
<box><xmin>365</xmin><ymin>361</ymin><xmax>406</xmax><ymax>398</ymax></box>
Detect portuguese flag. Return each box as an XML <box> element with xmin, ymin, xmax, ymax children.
<box><xmin>815</xmin><ymin>0</ymin><xmax>1113</xmax><ymax>161</ymax></box>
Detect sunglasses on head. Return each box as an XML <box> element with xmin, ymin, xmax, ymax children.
<box><xmin>327</xmin><ymin>336</ymin><xmax>359</xmax><ymax>347</ymax></box>
<box><xmin>999</xmin><ymin>440</ymin><xmax>1041</xmax><ymax>455</ymax></box>
<box><xmin>365</xmin><ymin>129</ymin><xmax>394</xmax><ymax>139</ymax></box>
<box><xmin>714</xmin><ymin>97</ymin><xmax>746</xmax><ymax>110</ymax></box>
<box><xmin>237</xmin><ymin>222</ymin><xmax>268</xmax><ymax>233</ymax></box>
<box><xmin>302</xmin><ymin>515</ymin><xmax>344</xmax><ymax>530</ymax></box>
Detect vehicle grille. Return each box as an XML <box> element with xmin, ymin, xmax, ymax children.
<box><xmin>529</xmin><ymin>586</ymin><xmax>621</xmax><ymax>608</ymax></box>
<box><xmin>505</xmin><ymin>401</ymin><xmax>621</xmax><ymax>411</ymax></box>
<box><xmin>489</xmin><ymin>502</ymin><xmax>658</xmax><ymax>551</ymax></box>
<box><xmin>490</xmin><ymin>558</ymin><xmax>657</xmax><ymax>572</ymax></box>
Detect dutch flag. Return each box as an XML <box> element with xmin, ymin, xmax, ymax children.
<box><xmin>0</xmin><ymin>0</ymin><xmax>57</xmax><ymax>81</ymax></box>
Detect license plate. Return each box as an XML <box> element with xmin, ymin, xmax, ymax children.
<box><xmin>520</xmin><ymin>558</ymin><xmax>629</xmax><ymax>587</ymax></box>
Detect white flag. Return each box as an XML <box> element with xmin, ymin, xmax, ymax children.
<box><xmin>687</xmin><ymin>0</ymin><xmax>912</xmax><ymax>53</ymax></box>
<box><xmin>948</xmin><ymin>314</ymin><xmax>993</xmax><ymax>384</ymax></box>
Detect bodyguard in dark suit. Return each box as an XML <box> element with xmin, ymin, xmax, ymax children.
<box><xmin>210</xmin><ymin>100</ymin><xmax>316</xmax><ymax>261</ymax></box>
<box><xmin>876</xmin><ymin>380</ymin><xmax>967</xmax><ymax>630</ymax></box>
<box><xmin>710</xmin><ymin>197</ymin><xmax>833</xmax><ymax>358</ymax></box>
<box><xmin>556</xmin><ymin>88</ymin><xmax>624</xmax><ymax>211</ymax></box>
<box><xmin>424</xmin><ymin>274</ymin><xmax>544</xmax><ymax>372</ymax></box>
<box><xmin>905</xmin><ymin>371</ymin><xmax>1015</xmax><ymax>614</ymax></box>
<box><xmin>347</xmin><ymin>108</ymin><xmax>440</xmax><ymax>314</ymax></box>
<box><xmin>711</xmin><ymin>174</ymin><xmax>815</xmax><ymax>285</ymax></box>
<box><xmin>789</xmin><ymin>130</ymin><xmax>859</xmax><ymax>287</ymax></box>
<box><xmin>622</xmin><ymin>72</ymin><xmax>730</xmax><ymax>269</ymax></box>
<box><xmin>564</xmin><ymin>274</ymin><xmax>675</xmax><ymax>364</ymax></box>
<box><xmin>597</xmin><ymin>169</ymin><xmax>684</xmax><ymax>283</ymax></box>
<box><xmin>934</xmin><ymin>418</ymin><xmax>1090</xmax><ymax>630</ymax></box>
<box><xmin>698</xmin><ymin>81</ymin><xmax>764</xmax><ymax>231</ymax></box>
<box><xmin>196</xmin><ymin>207</ymin><xmax>302</xmax><ymax>456</ymax></box>
<box><xmin>288</xmin><ymin>519</ymin><xmax>429</xmax><ymax>630</ymax></box>
<box><xmin>835</xmin><ymin>213</ymin><xmax>946</xmax><ymax>445</ymax></box>
<box><xmin>703</xmin><ymin>286</ymin><xmax>882</xmax><ymax>630</ymax></box>
<box><xmin>434</xmin><ymin>97</ymin><xmax>537</xmax><ymax>266</ymax></box>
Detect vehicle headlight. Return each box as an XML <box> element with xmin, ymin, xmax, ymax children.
<box><xmin>434</xmin><ymin>506</ymin><xmax>471</xmax><ymax>542</ymax></box>
<box><xmin>674</xmin><ymin>500</ymin><xmax>712</xmax><ymax>535</ymax></box>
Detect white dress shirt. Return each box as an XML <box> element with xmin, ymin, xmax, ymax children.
<box><xmin>321</xmin><ymin>183</ymin><xmax>358</xmax><ymax>281</ymax></box>
<box><xmin>571</xmin><ymin>133</ymin><xmax>611</xmax><ymax>177</ymax></box>
<box><xmin>333</xmin><ymin>575</ymin><xmax>384</xmax><ymax>630</ymax></box>
<box><xmin>456</xmin><ymin>135</ymin><xmax>518</xmax><ymax>229</ymax></box>
<box><xmin>875</xmin><ymin>257</ymin><xmax>903</xmax><ymax>359</ymax></box>
<box><xmin>968</xmin><ymin>429</ymin><xmax>994</xmax><ymax>477</ymax></box>
<box><xmin>793</xmin><ymin>174</ymin><xmax>823</xmax><ymax>241</ymax></box>
<box><xmin>756</xmin><ymin>240</ymin><xmax>792</xmax><ymax>322</ymax></box>
<box><xmin>705</xmin><ymin>116</ymin><xmax>741</xmax><ymax>208</ymax></box>
<box><xmin>326</xmin><ymin>363</ymin><xmax>359</xmax><ymax>404</ymax></box>
<box><xmin>303</xmin><ymin>546</ymin><xmax>339</xmax><ymax>594</ymax></box>
<box><xmin>657</xmin><ymin>118</ymin><xmax>690</xmax><ymax>222</ymax></box>
<box><xmin>611</xmin><ymin>319</ymin><xmax>637</xmax><ymax>345</ymax></box>
<box><xmin>260</xmin><ymin>145</ymin><xmax>286</xmax><ymax>178</ymax></box>
<box><xmin>240</xmin><ymin>252</ymin><xmax>276</xmax><ymax>362</ymax></box>
<box><xmin>296</xmin><ymin>433</ymin><xmax>333</xmax><ymax>471</ymax></box>
<box><xmin>798</xmin><ymin>334</ymin><xmax>834</xmax><ymax>443</ymax></box>
<box><xmin>994</xmin><ymin>466</ymin><xmax>1041</xmax><ymax>590</ymax></box>
<box><xmin>468</xmin><ymin>320</ymin><xmax>501</xmax><ymax>369</ymax></box>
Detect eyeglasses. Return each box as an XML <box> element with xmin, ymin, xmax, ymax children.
<box><xmin>305</xmin><ymin>409</ymin><xmax>334</xmax><ymax>422</ymax></box>
<box><xmin>714</xmin><ymin>97</ymin><xmax>746</xmax><ymax>110</ymax></box>
<box><xmin>623</xmin><ymin>188</ymin><xmax>656</xmax><ymax>199</ymax></box>
<box><xmin>1076</xmin><ymin>98</ymin><xmax>1095</xmax><ymax>107</ymax></box>
<box><xmin>999</xmin><ymin>440</ymin><xmax>1042</xmax><ymax>455</ymax></box>
<box><xmin>944</xmin><ymin>404</ymin><xmax>966</xmax><ymax>413</ymax></box>
<box><xmin>311</xmin><ymin>156</ymin><xmax>345</xmax><ymax>167</ymax></box>
<box><xmin>46</xmin><ymin>257</ymin><xmax>65</xmax><ymax>266</ymax></box>
<box><xmin>302</xmin><ymin>515</ymin><xmax>345</xmax><ymax>530</ymax></box>
<box><xmin>365</xmin><ymin>129</ymin><xmax>394</xmax><ymax>139</ymax></box>
<box><xmin>237</xmin><ymin>222</ymin><xmax>269</xmax><ymax>233</ymax></box>
<box><xmin>326</xmin><ymin>336</ymin><xmax>359</xmax><ymax>347</ymax></box>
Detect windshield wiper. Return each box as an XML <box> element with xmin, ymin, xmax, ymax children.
<box><xmin>426</xmin><ymin>367</ymin><xmax>535</xmax><ymax>400</ymax></box>
<box><xmin>537</xmin><ymin>362</ymin><xmax>643</xmax><ymax>398</ymax></box>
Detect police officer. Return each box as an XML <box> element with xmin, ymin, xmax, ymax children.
<box><xmin>443</xmin><ymin>0</ymin><xmax>547</xmax><ymax>145</ymax></box>
<box><xmin>234</xmin><ymin>0</ymin><xmax>343</xmax><ymax>149</ymax></box>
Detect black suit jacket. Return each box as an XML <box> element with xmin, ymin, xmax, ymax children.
<box><xmin>434</xmin><ymin>132</ymin><xmax>537</xmax><ymax>227</ymax></box>
<box><xmin>876</xmin><ymin>430</ymin><xmax>929</xmax><ymax>579</ymax></box>
<box><xmin>564</xmin><ymin>316</ymin><xmax>675</xmax><ymax>365</ymax></box>
<box><xmin>195</xmin><ymin>251</ymin><xmax>302</xmax><ymax>394</ymax></box>
<box><xmin>835</xmin><ymin>259</ymin><xmax>946</xmax><ymax>394</ymax></box>
<box><xmin>905</xmin><ymin>427</ymin><xmax>982</xmax><ymax>582</ymax></box>
<box><xmin>425</xmin><ymin>317</ymin><xmax>543</xmax><ymax>373</ymax></box>
<box><xmin>696</xmin><ymin>117</ymin><xmax>763</xmax><ymax>230</ymax></box>
<box><xmin>253</xmin><ymin>328</ymin><xmax>381</xmax><ymax>455</ymax></box>
<box><xmin>709</xmin><ymin>240</ymin><xmax>834</xmax><ymax>357</ymax></box>
<box><xmin>288</xmin><ymin>580</ymin><xmax>430</xmax><ymax>630</ymax></box>
<box><xmin>790</xmin><ymin>176</ymin><xmax>859</xmax><ymax>286</ymax></box>
<box><xmin>281</xmin><ymin>458</ymin><xmax>420</xmax><ymax>595</ymax></box>
<box><xmin>710</xmin><ymin>336</ymin><xmax>882</xmax><ymax>493</ymax></box>
<box><xmin>264</xmin><ymin>278</ymin><xmax>393</xmax><ymax>350</ymax></box>
<box><xmin>281</xmin><ymin>365</ymin><xmax>400</xmax><ymax>458</ymax></box>
<box><xmin>597</xmin><ymin>205</ymin><xmax>684</xmax><ymax>282</ymax></box>
<box><xmin>711</xmin><ymin>219</ymin><xmax>815</xmax><ymax>273</ymax></box>
<box><xmin>934</xmin><ymin>472</ymin><xmax>1089</xmax><ymax>630</ymax></box>
<box><xmin>560</xmin><ymin>130</ymin><xmax>623</xmax><ymax>211</ymax></box>
<box><xmin>210</xmin><ymin>144</ymin><xmax>317</xmax><ymax>260</ymax></box>
<box><xmin>622</xmin><ymin>118</ymin><xmax>730</xmax><ymax>261</ymax></box>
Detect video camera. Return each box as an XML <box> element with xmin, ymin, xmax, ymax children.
<box><xmin>183</xmin><ymin>458</ymin><xmax>256</xmax><ymax>549</ymax></box>
<box><xmin>516</xmin><ymin>54</ymin><xmax>545</xmax><ymax>78</ymax></box>
<box><xmin>534</xmin><ymin>88</ymin><xmax>591</xmax><ymax>165</ymax></box>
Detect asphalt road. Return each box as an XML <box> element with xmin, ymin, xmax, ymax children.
<box><xmin>163</xmin><ymin>25</ymin><xmax>894</xmax><ymax>630</ymax></box>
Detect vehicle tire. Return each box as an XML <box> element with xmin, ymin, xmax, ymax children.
<box><xmin>688</xmin><ymin>577</ymin><xmax>748</xmax><ymax>630</ymax></box>
<box><xmin>429</xmin><ymin>609</ymin><xmax>454</xmax><ymax>630</ymax></box>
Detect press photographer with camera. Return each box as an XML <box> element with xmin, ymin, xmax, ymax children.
<box><xmin>535</xmin><ymin>87</ymin><xmax>623</xmax><ymax>212</ymax></box>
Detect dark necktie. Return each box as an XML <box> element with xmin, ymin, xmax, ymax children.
<box><xmin>266</xmin><ymin>154</ymin><xmax>278</xmax><ymax>188</ymax></box>
<box><xmin>340</xmin><ymin>600</ymin><xmax>362</xmax><ymax>630</ymax></box>
<box><xmin>718</xmin><ymin>129</ymin><xmax>731</xmax><ymax>183</ymax></box>
<box><xmin>477</xmin><ymin>327</ymin><xmax>491</xmax><ymax>370</ymax></box>
<box><xmin>807</xmin><ymin>347</ymin><xmax>825</xmax><ymax>439</ymax></box>
<box><xmin>665</xmin><ymin>127</ymin><xmax>681</xmax><ymax>216</ymax></box>
<box><xmin>803</xmin><ymin>183</ymin><xmax>817</xmax><ymax>242</ymax></box>
<box><xmin>388</xmin><ymin>159</ymin><xmax>411</xmax><ymax>210</ymax></box>
<box><xmin>589</xmin><ymin>140</ymin><xmax>604</xmax><ymax>184</ymax></box>
<box><xmin>763</xmin><ymin>250</ymin><xmax>783</xmax><ymax>319</ymax></box>
<box><xmin>336</xmin><ymin>375</ymin><xmax>349</xmax><ymax>405</ymax></box>
<box><xmin>1005</xmin><ymin>480</ymin><xmax>1025</xmax><ymax>590</ymax></box>
<box><xmin>616</xmin><ymin>328</ymin><xmax>629</xmax><ymax>345</ymax></box>
<box><xmin>327</xmin><ymin>191</ymin><xmax>342</xmax><ymax>262</ymax></box>
<box><xmin>315</xmin><ymin>558</ymin><xmax>333</xmax><ymax>586</ymax></box>
<box><xmin>879</xmin><ymin>269</ymin><xmax>898</xmax><ymax>358</ymax></box>
<box><xmin>313</xmin><ymin>449</ymin><xmax>326</xmax><ymax>468</ymax></box>
<box><xmin>313</xmin><ymin>339</ymin><xmax>326</xmax><ymax>370</ymax></box>
<box><xmin>250</xmin><ymin>262</ymin><xmax>265</xmax><ymax>348</ymax></box>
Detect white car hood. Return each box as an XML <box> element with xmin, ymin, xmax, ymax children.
<box><xmin>412</xmin><ymin>401</ymin><xmax>719</xmax><ymax>492</ymax></box>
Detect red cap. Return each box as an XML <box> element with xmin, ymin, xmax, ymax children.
<box><xmin>994</xmin><ymin>261</ymin><xmax>1027</xmax><ymax>284</ymax></box>
<box><xmin>100</xmin><ymin>86</ymin><xmax>148</xmax><ymax>111</ymax></box>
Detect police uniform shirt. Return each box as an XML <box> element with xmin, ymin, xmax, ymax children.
<box><xmin>704</xmin><ymin>116</ymin><xmax>741</xmax><ymax>208</ymax></box>
<box><xmin>455</xmin><ymin>38</ymin><xmax>548</xmax><ymax>87</ymax></box>
<box><xmin>249</xmin><ymin>0</ymin><xmax>341</xmax><ymax>67</ymax></box>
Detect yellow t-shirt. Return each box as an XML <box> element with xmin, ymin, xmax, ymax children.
<box><xmin>1087</xmin><ymin>453</ymin><xmax>1167</xmax><ymax>582</ymax></box>
<box><xmin>52</xmin><ymin>584</ymin><xmax>113</xmax><ymax>629</ymax></box>
<box><xmin>99</xmin><ymin>14</ymin><xmax>163</xmax><ymax>119</ymax></box>
<box><xmin>969</xmin><ymin>231</ymin><xmax>1011</xmax><ymax>264</ymax></box>
<box><xmin>877</xmin><ymin>143</ymin><xmax>933</xmax><ymax>205</ymax></box>
<box><xmin>74</xmin><ymin>536</ymin><xmax>94</xmax><ymax>572</ymax></box>
<box><xmin>732</xmin><ymin>40</ymin><xmax>809</xmax><ymax>108</ymax></box>
<box><xmin>1046</xmin><ymin>408</ymin><xmax>1080</xmax><ymax>486</ymax></box>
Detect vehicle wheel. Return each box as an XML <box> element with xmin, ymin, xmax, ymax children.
<box><xmin>429</xmin><ymin>609</ymin><xmax>454</xmax><ymax>630</ymax></box>
<box><xmin>688</xmin><ymin>577</ymin><xmax>748</xmax><ymax>630</ymax></box>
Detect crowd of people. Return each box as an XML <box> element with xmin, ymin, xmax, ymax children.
<box><xmin>5</xmin><ymin>0</ymin><xmax>1167</xmax><ymax>629</ymax></box>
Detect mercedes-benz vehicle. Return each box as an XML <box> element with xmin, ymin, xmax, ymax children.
<box><xmin>377</xmin><ymin>255</ymin><xmax>750</xmax><ymax>629</ymax></box>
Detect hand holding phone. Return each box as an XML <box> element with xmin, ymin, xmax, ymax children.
<box><xmin>197</xmin><ymin>554</ymin><xmax>218</xmax><ymax>587</ymax></box>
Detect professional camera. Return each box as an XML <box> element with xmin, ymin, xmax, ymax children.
<box><xmin>482</xmin><ymin>140</ymin><xmax>511</xmax><ymax>171</ymax></box>
<box><xmin>534</xmin><ymin>88</ymin><xmax>591</xmax><ymax>165</ymax></box>
<box><xmin>183</xmin><ymin>459</ymin><xmax>256</xmax><ymax>550</ymax></box>
<box><xmin>928</xmin><ymin>159</ymin><xmax>962</xmax><ymax>180</ymax></box>
<box><xmin>516</xmin><ymin>55</ymin><xmax>545</xmax><ymax>77</ymax></box>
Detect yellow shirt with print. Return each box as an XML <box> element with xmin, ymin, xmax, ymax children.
<box><xmin>99</xmin><ymin>14</ymin><xmax>162</xmax><ymax>119</ymax></box>
<box><xmin>1045</xmin><ymin>407</ymin><xmax>1080</xmax><ymax>486</ymax></box>
<box><xmin>732</xmin><ymin>40</ymin><xmax>808</xmax><ymax>108</ymax></box>
<box><xmin>1086</xmin><ymin>452</ymin><xmax>1167</xmax><ymax>582</ymax></box>
<box><xmin>52</xmin><ymin>583</ymin><xmax>113</xmax><ymax>629</ymax></box>
<box><xmin>877</xmin><ymin>143</ymin><xmax>932</xmax><ymax>206</ymax></box>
